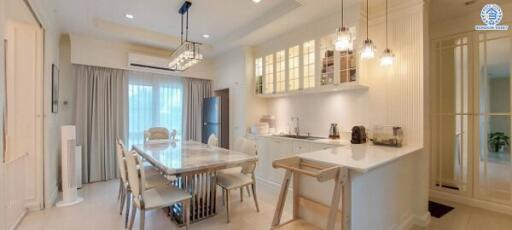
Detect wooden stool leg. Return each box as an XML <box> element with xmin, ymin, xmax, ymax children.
<box><xmin>271</xmin><ymin>170</ymin><xmax>292</xmax><ymax>227</ymax></box>
<box><xmin>326</xmin><ymin>170</ymin><xmax>343</xmax><ymax>230</ymax></box>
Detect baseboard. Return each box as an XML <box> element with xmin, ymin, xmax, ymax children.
<box><xmin>413</xmin><ymin>212</ymin><xmax>431</xmax><ymax>227</ymax></box>
<box><xmin>8</xmin><ymin>209</ymin><xmax>27</xmax><ymax>230</ymax></box>
<box><xmin>430</xmin><ymin>189</ymin><xmax>512</xmax><ymax>216</ymax></box>
<box><xmin>25</xmin><ymin>200</ymin><xmax>42</xmax><ymax>211</ymax></box>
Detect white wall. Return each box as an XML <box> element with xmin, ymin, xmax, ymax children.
<box><xmin>27</xmin><ymin>0</ymin><xmax>62</xmax><ymax>208</ymax></box>
<box><xmin>212</xmin><ymin>47</ymin><xmax>267</xmax><ymax>145</ymax></box>
<box><xmin>213</xmin><ymin>0</ymin><xmax>430</xmax><ymax>228</ymax></box>
<box><xmin>0</xmin><ymin>0</ymin><xmax>7</xmax><ymax>228</ymax></box>
<box><xmin>430</xmin><ymin>2</ymin><xmax>512</xmax><ymax>39</ymax></box>
<box><xmin>69</xmin><ymin>35</ymin><xmax>214</xmax><ymax>80</ymax></box>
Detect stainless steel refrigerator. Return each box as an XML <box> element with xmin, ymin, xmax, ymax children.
<box><xmin>202</xmin><ymin>97</ymin><xmax>220</xmax><ymax>144</ymax></box>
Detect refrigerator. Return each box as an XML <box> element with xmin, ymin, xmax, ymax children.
<box><xmin>202</xmin><ymin>97</ymin><xmax>220</xmax><ymax>144</ymax></box>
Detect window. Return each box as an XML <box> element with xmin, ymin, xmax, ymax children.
<box><xmin>128</xmin><ymin>73</ymin><xmax>183</xmax><ymax>147</ymax></box>
<box><xmin>264</xmin><ymin>54</ymin><xmax>274</xmax><ymax>94</ymax></box>
<box><xmin>275</xmin><ymin>50</ymin><xmax>286</xmax><ymax>92</ymax></box>
<box><xmin>303</xmin><ymin>40</ymin><xmax>315</xmax><ymax>89</ymax></box>
<box><xmin>255</xmin><ymin>57</ymin><xmax>263</xmax><ymax>94</ymax></box>
<box><xmin>288</xmin><ymin>46</ymin><xmax>299</xmax><ymax>91</ymax></box>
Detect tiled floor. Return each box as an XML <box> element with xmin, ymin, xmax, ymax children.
<box><xmin>17</xmin><ymin>180</ymin><xmax>512</xmax><ymax>230</ymax></box>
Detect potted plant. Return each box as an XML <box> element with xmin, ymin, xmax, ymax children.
<box><xmin>488</xmin><ymin>132</ymin><xmax>510</xmax><ymax>153</ymax></box>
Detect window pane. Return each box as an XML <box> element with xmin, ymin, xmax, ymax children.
<box><xmin>265</xmin><ymin>54</ymin><xmax>274</xmax><ymax>94</ymax></box>
<box><xmin>276</xmin><ymin>50</ymin><xmax>286</xmax><ymax>92</ymax></box>
<box><xmin>288</xmin><ymin>46</ymin><xmax>299</xmax><ymax>91</ymax></box>
<box><xmin>303</xmin><ymin>40</ymin><xmax>315</xmax><ymax>89</ymax></box>
<box><xmin>128</xmin><ymin>74</ymin><xmax>183</xmax><ymax>147</ymax></box>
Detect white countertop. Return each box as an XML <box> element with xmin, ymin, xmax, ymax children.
<box><xmin>249</xmin><ymin>133</ymin><xmax>348</xmax><ymax>146</ymax></box>
<box><xmin>298</xmin><ymin>144</ymin><xmax>423</xmax><ymax>173</ymax></box>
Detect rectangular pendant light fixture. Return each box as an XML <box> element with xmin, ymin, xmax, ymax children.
<box><xmin>168</xmin><ymin>1</ymin><xmax>203</xmax><ymax>71</ymax></box>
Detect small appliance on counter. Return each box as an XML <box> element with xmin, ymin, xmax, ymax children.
<box><xmin>250</xmin><ymin>122</ymin><xmax>270</xmax><ymax>135</ymax></box>
<box><xmin>329</xmin><ymin>123</ymin><xmax>340</xmax><ymax>139</ymax></box>
<box><xmin>371</xmin><ymin>126</ymin><xmax>403</xmax><ymax>147</ymax></box>
<box><xmin>351</xmin><ymin>126</ymin><xmax>367</xmax><ymax>144</ymax></box>
<box><xmin>259</xmin><ymin>115</ymin><xmax>276</xmax><ymax>134</ymax></box>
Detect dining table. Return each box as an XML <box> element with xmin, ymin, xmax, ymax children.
<box><xmin>132</xmin><ymin>140</ymin><xmax>258</xmax><ymax>225</ymax></box>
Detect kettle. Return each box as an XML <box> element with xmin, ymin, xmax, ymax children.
<box><xmin>351</xmin><ymin>126</ymin><xmax>367</xmax><ymax>144</ymax></box>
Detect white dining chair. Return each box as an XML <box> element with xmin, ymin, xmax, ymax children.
<box><xmin>125</xmin><ymin>150</ymin><xmax>192</xmax><ymax>230</ymax></box>
<box><xmin>116</xmin><ymin>139</ymin><xmax>169</xmax><ymax>228</ymax></box>
<box><xmin>207</xmin><ymin>134</ymin><xmax>219</xmax><ymax>147</ymax></box>
<box><xmin>216</xmin><ymin>138</ymin><xmax>259</xmax><ymax>223</ymax></box>
<box><xmin>144</xmin><ymin>127</ymin><xmax>170</xmax><ymax>143</ymax></box>
<box><xmin>232</xmin><ymin>138</ymin><xmax>245</xmax><ymax>152</ymax></box>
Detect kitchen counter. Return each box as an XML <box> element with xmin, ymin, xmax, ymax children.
<box><xmin>251</xmin><ymin>134</ymin><xmax>428</xmax><ymax>229</ymax></box>
<box><xmin>299</xmin><ymin>144</ymin><xmax>423</xmax><ymax>173</ymax></box>
<box><xmin>248</xmin><ymin>133</ymin><xmax>349</xmax><ymax>146</ymax></box>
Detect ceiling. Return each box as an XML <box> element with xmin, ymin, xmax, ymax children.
<box><xmin>52</xmin><ymin>0</ymin><xmax>360</xmax><ymax>56</ymax></box>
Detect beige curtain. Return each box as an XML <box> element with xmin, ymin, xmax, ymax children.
<box><xmin>75</xmin><ymin>65</ymin><xmax>128</xmax><ymax>183</ymax></box>
<box><xmin>183</xmin><ymin>78</ymin><xmax>212</xmax><ymax>141</ymax></box>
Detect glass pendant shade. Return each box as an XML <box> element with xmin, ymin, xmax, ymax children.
<box><xmin>168</xmin><ymin>41</ymin><xmax>203</xmax><ymax>71</ymax></box>
<box><xmin>335</xmin><ymin>27</ymin><xmax>352</xmax><ymax>51</ymax></box>
<box><xmin>360</xmin><ymin>39</ymin><xmax>376</xmax><ymax>59</ymax></box>
<box><xmin>380</xmin><ymin>48</ymin><xmax>395</xmax><ymax>66</ymax></box>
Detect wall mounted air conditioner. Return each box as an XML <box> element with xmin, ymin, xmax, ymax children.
<box><xmin>56</xmin><ymin>125</ymin><xmax>83</xmax><ymax>207</ymax></box>
<box><xmin>128</xmin><ymin>53</ymin><xmax>176</xmax><ymax>73</ymax></box>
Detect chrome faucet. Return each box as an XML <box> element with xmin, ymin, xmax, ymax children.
<box><xmin>291</xmin><ymin>117</ymin><xmax>300</xmax><ymax>136</ymax></box>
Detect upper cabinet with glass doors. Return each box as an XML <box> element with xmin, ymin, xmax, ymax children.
<box><xmin>255</xmin><ymin>27</ymin><xmax>367</xmax><ymax>97</ymax></box>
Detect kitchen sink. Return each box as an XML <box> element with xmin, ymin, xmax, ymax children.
<box><xmin>275</xmin><ymin>134</ymin><xmax>324</xmax><ymax>141</ymax></box>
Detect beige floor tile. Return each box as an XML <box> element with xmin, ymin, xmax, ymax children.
<box><xmin>17</xmin><ymin>180</ymin><xmax>512</xmax><ymax>230</ymax></box>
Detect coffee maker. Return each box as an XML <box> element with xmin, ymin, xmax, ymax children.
<box><xmin>351</xmin><ymin>126</ymin><xmax>367</xmax><ymax>144</ymax></box>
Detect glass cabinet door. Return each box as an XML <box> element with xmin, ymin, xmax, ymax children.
<box><xmin>475</xmin><ymin>31</ymin><xmax>512</xmax><ymax>205</ymax></box>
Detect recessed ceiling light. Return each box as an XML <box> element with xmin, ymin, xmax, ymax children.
<box><xmin>125</xmin><ymin>14</ymin><xmax>134</xmax><ymax>19</ymax></box>
<box><xmin>203</xmin><ymin>34</ymin><xmax>210</xmax><ymax>38</ymax></box>
<box><xmin>252</xmin><ymin>0</ymin><xmax>261</xmax><ymax>3</ymax></box>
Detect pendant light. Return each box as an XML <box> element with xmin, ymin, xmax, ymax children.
<box><xmin>168</xmin><ymin>1</ymin><xmax>204</xmax><ymax>71</ymax></box>
<box><xmin>380</xmin><ymin>0</ymin><xmax>395</xmax><ymax>66</ymax></box>
<box><xmin>335</xmin><ymin>0</ymin><xmax>352</xmax><ymax>51</ymax></box>
<box><xmin>361</xmin><ymin>0</ymin><xmax>376</xmax><ymax>59</ymax></box>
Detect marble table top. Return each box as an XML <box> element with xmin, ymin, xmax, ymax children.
<box><xmin>133</xmin><ymin>141</ymin><xmax>258</xmax><ymax>175</ymax></box>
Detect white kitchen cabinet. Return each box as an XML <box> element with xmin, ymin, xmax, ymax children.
<box><xmin>254</xmin><ymin>136</ymin><xmax>340</xmax><ymax>187</ymax></box>
<box><xmin>292</xmin><ymin>141</ymin><xmax>311</xmax><ymax>154</ymax></box>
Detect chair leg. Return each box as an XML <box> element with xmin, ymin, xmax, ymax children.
<box><xmin>251</xmin><ymin>183</ymin><xmax>260</xmax><ymax>212</ymax></box>
<box><xmin>128</xmin><ymin>202</ymin><xmax>137</xmax><ymax>230</ymax></box>
<box><xmin>118</xmin><ymin>180</ymin><xmax>123</xmax><ymax>201</ymax></box>
<box><xmin>183</xmin><ymin>199</ymin><xmax>190</xmax><ymax>230</ymax></box>
<box><xmin>240</xmin><ymin>188</ymin><xmax>243</xmax><ymax>202</ymax></box>
<box><xmin>246</xmin><ymin>186</ymin><xmax>251</xmax><ymax>198</ymax></box>
<box><xmin>140</xmin><ymin>209</ymin><xmax>145</xmax><ymax>230</ymax></box>
<box><xmin>125</xmin><ymin>192</ymin><xmax>131</xmax><ymax>228</ymax></box>
<box><xmin>222</xmin><ymin>189</ymin><xmax>225</xmax><ymax>206</ymax></box>
<box><xmin>120</xmin><ymin>187</ymin><xmax>125</xmax><ymax>215</ymax></box>
<box><xmin>225</xmin><ymin>189</ymin><xmax>231</xmax><ymax>223</ymax></box>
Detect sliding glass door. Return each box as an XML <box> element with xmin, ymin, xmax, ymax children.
<box><xmin>128</xmin><ymin>72</ymin><xmax>183</xmax><ymax>147</ymax></box>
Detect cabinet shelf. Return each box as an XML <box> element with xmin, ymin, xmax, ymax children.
<box><xmin>255</xmin><ymin>82</ymin><xmax>368</xmax><ymax>98</ymax></box>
